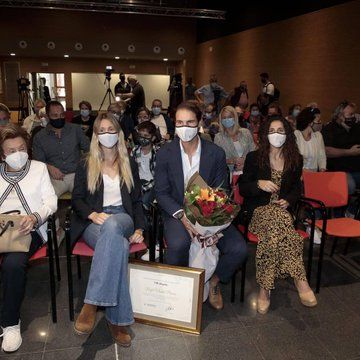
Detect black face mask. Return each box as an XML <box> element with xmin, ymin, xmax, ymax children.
<box><xmin>344</xmin><ymin>117</ymin><xmax>356</xmax><ymax>128</ymax></box>
<box><xmin>120</xmin><ymin>77</ymin><xmax>125</xmax><ymax>82</ymax></box>
<box><xmin>50</xmin><ymin>118</ymin><xmax>65</xmax><ymax>129</ymax></box>
<box><xmin>137</xmin><ymin>136</ymin><xmax>152</xmax><ymax>147</ymax></box>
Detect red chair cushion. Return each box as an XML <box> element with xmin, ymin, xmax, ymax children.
<box><xmin>238</xmin><ymin>225</ymin><xmax>259</xmax><ymax>243</ymax></box>
<box><xmin>30</xmin><ymin>245</ymin><xmax>47</xmax><ymax>261</ymax></box>
<box><xmin>238</xmin><ymin>225</ymin><xmax>308</xmax><ymax>244</ymax></box>
<box><xmin>72</xmin><ymin>238</ymin><xmax>147</xmax><ymax>257</ymax></box>
<box><xmin>0</xmin><ymin>245</ymin><xmax>47</xmax><ymax>264</ymax></box>
<box><xmin>315</xmin><ymin>218</ymin><xmax>360</xmax><ymax>238</ymax></box>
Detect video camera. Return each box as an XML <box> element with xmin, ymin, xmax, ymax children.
<box><xmin>105</xmin><ymin>65</ymin><xmax>114</xmax><ymax>81</ymax></box>
<box><xmin>17</xmin><ymin>77</ymin><xmax>30</xmax><ymax>93</ymax></box>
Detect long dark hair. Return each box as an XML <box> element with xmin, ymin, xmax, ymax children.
<box><xmin>257</xmin><ymin>116</ymin><xmax>302</xmax><ymax>172</ymax></box>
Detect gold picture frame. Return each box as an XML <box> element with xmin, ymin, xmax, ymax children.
<box><xmin>128</xmin><ymin>260</ymin><xmax>205</xmax><ymax>335</ymax></box>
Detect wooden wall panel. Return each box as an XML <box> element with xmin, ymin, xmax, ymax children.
<box><xmin>195</xmin><ymin>1</ymin><xmax>360</xmax><ymax>121</ymax></box>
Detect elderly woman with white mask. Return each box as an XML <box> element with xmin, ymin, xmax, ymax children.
<box><xmin>0</xmin><ymin>124</ymin><xmax>57</xmax><ymax>353</ymax></box>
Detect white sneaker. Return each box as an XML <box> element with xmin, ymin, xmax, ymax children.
<box><xmin>1</xmin><ymin>322</ymin><xmax>22</xmax><ymax>353</ymax></box>
<box><xmin>306</xmin><ymin>226</ymin><xmax>322</xmax><ymax>245</ymax></box>
<box><xmin>141</xmin><ymin>246</ymin><xmax>160</xmax><ymax>261</ymax></box>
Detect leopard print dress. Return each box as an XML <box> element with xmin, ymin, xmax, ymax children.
<box><xmin>249</xmin><ymin>169</ymin><xmax>307</xmax><ymax>290</ymax></box>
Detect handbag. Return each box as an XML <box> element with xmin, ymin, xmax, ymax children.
<box><xmin>0</xmin><ymin>210</ymin><xmax>32</xmax><ymax>253</ymax></box>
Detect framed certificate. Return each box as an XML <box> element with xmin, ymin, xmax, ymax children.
<box><xmin>128</xmin><ymin>260</ymin><xmax>205</xmax><ymax>334</ymax></box>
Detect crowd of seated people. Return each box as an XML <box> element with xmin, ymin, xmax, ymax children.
<box><xmin>0</xmin><ymin>71</ymin><xmax>359</xmax><ymax>353</ymax></box>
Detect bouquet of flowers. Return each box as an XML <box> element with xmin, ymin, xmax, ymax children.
<box><xmin>184</xmin><ymin>174</ymin><xmax>240</xmax><ymax>246</ymax></box>
<box><xmin>184</xmin><ymin>172</ymin><xmax>240</xmax><ymax>301</ymax></box>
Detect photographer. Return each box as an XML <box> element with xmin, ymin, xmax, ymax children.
<box><xmin>120</xmin><ymin>75</ymin><xmax>145</xmax><ymax>123</ymax></box>
<box><xmin>39</xmin><ymin>78</ymin><xmax>51</xmax><ymax>104</ymax></box>
<box><xmin>114</xmin><ymin>72</ymin><xmax>131</xmax><ymax>96</ymax></box>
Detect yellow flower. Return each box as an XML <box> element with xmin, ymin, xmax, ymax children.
<box><xmin>200</xmin><ymin>188</ymin><xmax>215</xmax><ymax>201</ymax></box>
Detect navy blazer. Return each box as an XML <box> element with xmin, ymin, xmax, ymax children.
<box><xmin>70</xmin><ymin>157</ymin><xmax>145</xmax><ymax>245</ymax></box>
<box><xmin>154</xmin><ymin>137</ymin><xmax>228</xmax><ymax>218</ymax></box>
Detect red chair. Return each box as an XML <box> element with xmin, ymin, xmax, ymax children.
<box><xmin>232</xmin><ymin>175</ymin><xmax>311</xmax><ymax>291</ymax></box>
<box><xmin>65</xmin><ymin>215</ymin><xmax>147</xmax><ymax>321</ymax></box>
<box><xmin>0</xmin><ymin>216</ymin><xmax>59</xmax><ymax>323</ymax></box>
<box><xmin>302</xmin><ymin>171</ymin><xmax>360</xmax><ymax>293</ymax></box>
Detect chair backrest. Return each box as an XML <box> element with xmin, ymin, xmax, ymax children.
<box><xmin>232</xmin><ymin>174</ymin><xmax>244</xmax><ymax>205</ymax></box>
<box><xmin>303</xmin><ymin>171</ymin><xmax>348</xmax><ymax>208</ymax></box>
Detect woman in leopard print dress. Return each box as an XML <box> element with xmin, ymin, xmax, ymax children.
<box><xmin>238</xmin><ymin>116</ymin><xmax>317</xmax><ymax>314</ymax></box>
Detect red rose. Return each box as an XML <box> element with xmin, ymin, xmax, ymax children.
<box><xmin>222</xmin><ymin>204</ymin><xmax>234</xmax><ymax>214</ymax></box>
<box><xmin>199</xmin><ymin>201</ymin><xmax>215</xmax><ymax>217</ymax></box>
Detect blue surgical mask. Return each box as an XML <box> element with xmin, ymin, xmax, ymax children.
<box><xmin>152</xmin><ymin>107</ymin><xmax>161</xmax><ymax>116</ymax></box>
<box><xmin>292</xmin><ymin>109</ymin><xmax>301</xmax><ymax>118</ymax></box>
<box><xmin>80</xmin><ymin>109</ymin><xmax>90</xmax><ymax>117</ymax></box>
<box><xmin>251</xmin><ymin>110</ymin><xmax>260</xmax><ymax>117</ymax></box>
<box><xmin>221</xmin><ymin>118</ymin><xmax>235</xmax><ymax>128</ymax></box>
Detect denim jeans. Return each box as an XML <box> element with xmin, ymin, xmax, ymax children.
<box><xmin>82</xmin><ymin>205</ymin><xmax>134</xmax><ymax>326</ymax></box>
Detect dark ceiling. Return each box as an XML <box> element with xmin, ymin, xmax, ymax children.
<box><xmin>196</xmin><ymin>0</ymin><xmax>355</xmax><ymax>43</ymax></box>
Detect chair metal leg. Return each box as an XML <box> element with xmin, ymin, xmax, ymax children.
<box><xmin>306</xmin><ymin>209</ymin><xmax>316</xmax><ymax>282</ymax></box>
<box><xmin>149</xmin><ymin>207</ymin><xmax>157</xmax><ymax>262</ymax></box>
<box><xmin>230</xmin><ymin>272</ymin><xmax>236</xmax><ymax>303</ymax></box>
<box><xmin>343</xmin><ymin>238</ymin><xmax>351</xmax><ymax>255</ymax></box>
<box><xmin>65</xmin><ymin>214</ymin><xmax>74</xmax><ymax>321</ymax></box>
<box><xmin>51</xmin><ymin>216</ymin><xmax>61</xmax><ymax>281</ymax></box>
<box><xmin>240</xmin><ymin>262</ymin><xmax>246</xmax><ymax>303</ymax></box>
<box><xmin>316</xmin><ymin>233</ymin><xmax>327</xmax><ymax>293</ymax></box>
<box><xmin>47</xmin><ymin>223</ymin><xmax>57</xmax><ymax>323</ymax></box>
<box><xmin>76</xmin><ymin>255</ymin><xmax>82</xmax><ymax>279</ymax></box>
<box><xmin>330</xmin><ymin>237</ymin><xmax>339</xmax><ymax>257</ymax></box>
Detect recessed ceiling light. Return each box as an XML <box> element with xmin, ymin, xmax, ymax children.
<box><xmin>115</xmin><ymin>56</ymin><xmax>120</xmax><ymax>60</ymax></box>
<box><xmin>163</xmin><ymin>58</ymin><xmax>168</xmax><ymax>61</ymax></box>
<box><xmin>10</xmin><ymin>53</ymin><xmax>16</xmax><ymax>56</ymax></box>
<box><xmin>64</xmin><ymin>54</ymin><xmax>69</xmax><ymax>58</ymax></box>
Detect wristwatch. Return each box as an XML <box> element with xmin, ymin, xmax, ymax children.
<box><xmin>174</xmin><ymin>210</ymin><xmax>185</xmax><ymax>220</ymax></box>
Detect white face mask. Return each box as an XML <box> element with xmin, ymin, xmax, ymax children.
<box><xmin>40</xmin><ymin>117</ymin><xmax>48</xmax><ymax>127</ymax></box>
<box><xmin>268</xmin><ymin>133</ymin><xmax>286</xmax><ymax>148</ymax></box>
<box><xmin>5</xmin><ymin>151</ymin><xmax>28</xmax><ymax>170</ymax></box>
<box><xmin>98</xmin><ymin>133</ymin><xmax>119</xmax><ymax>148</ymax></box>
<box><xmin>175</xmin><ymin>126</ymin><xmax>198</xmax><ymax>142</ymax></box>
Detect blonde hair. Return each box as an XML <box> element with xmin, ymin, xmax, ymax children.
<box><xmin>34</xmin><ymin>99</ymin><xmax>46</xmax><ymax>108</ymax></box>
<box><xmin>86</xmin><ymin>112</ymin><xmax>134</xmax><ymax>194</ymax></box>
<box><xmin>218</xmin><ymin>106</ymin><xmax>240</xmax><ymax>134</ymax></box>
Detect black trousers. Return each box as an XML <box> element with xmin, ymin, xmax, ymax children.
<box><xmin>1</xmin><ymin>233</ymin><xmax>43</xmax><ymax>327</ymax></box>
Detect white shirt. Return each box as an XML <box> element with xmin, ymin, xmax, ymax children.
<box><xmin>294</xmin><ymin>130</ymin><xmax>327</xmax><ymax>171</ymax></box>
<box><xmin>151</xmin><ymin>115</ymin><xmax>167</xmax><ymax>137</ymax></box>
<box><xmin>262</xmin><ymin>81</ymin><xmax>275</xmax><ymax>96</ymax></box>
<box><xmin>233</xmin><ymin>140</ymin><xmax>244</xmax><ymax>157</ymax></box>
<box><xmin>180</xmin><ymin>136</ymin><xmax>201</xmax><ymax>188</ymax></box>
<box><xmin>22</xmin><ymin>114</ymin><xmax>41</xmax><ymax>134</ymax></box>
<box><xmin>138</xmin><ymin>150</ymin><xmax>153</xmax><ymax>182</ymax></box>
<box><xmin>0</xmin><ymin>160</ymin><xmax>57</xmax><ymax>242</ymax></box>
<box><xmin>102</xmin><ymin>174</ymin><xmax>122</xmax><ymax>207</ymax></box>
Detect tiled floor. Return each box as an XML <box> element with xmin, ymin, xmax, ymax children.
<box><xmin>0</xmin><ymin>239</ymin><xmax>359</xmax><ymax>360</ymax></box>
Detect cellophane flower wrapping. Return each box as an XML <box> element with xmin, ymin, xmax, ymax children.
<box><xmin>185</xmin><ymin>172</ymin><xmax>240</xmax><ymax>301</ymax></box>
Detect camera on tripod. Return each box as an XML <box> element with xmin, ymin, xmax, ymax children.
<box><xmin>105</xmin><ymin>66</ymin><xmax>114</xmax><ymax>81</ymax></box>
<box><xmin>17</xmin><ymin>77</ymin><xmax>31</xmax><ymax>93</ymax></box>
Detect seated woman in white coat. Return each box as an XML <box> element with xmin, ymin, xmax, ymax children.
<box><xmin>294</xmin><ymin>107</ymin><xmax>326</xmax><ymax>172</ymax></box>
<box><xmin>0</xmin><ymin>124</ymin><xmax>57</xmax><ymax>353</ymax></box>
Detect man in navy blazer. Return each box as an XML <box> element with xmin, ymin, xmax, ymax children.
<box><xmin>155</xmin><ymin>101</ymin><xmax>247</xmax><ymax>310</ymax></box>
